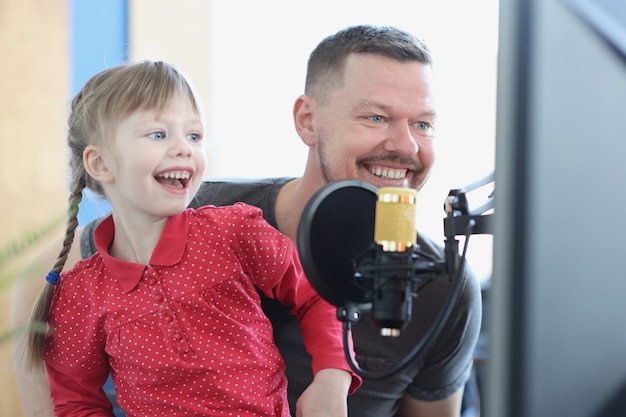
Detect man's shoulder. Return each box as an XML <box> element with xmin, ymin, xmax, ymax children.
<box><xmin>191</xmin><ymin>177</ymin><xmax>294</xmax><ymax>209</ymax></box>
<box><xmin>415</xmin><ymin>231</ymin><xmax>445</xmax><ymax>257</ymax></box>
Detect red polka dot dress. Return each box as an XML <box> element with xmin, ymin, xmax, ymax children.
<box><xmin>44</xmin><ymin>203</ymin><xmax>357</xmax><ymax>417</ymax></box>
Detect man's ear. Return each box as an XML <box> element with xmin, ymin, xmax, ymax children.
<box><xmin>293</xmin><ymin>94</ymin><xmax>316</xmax><ymax>146</ymax></box>
<box><xmin>83</xmin><ymin>145</ymin><xmax>114</xmax><ymax>183</ymax></box>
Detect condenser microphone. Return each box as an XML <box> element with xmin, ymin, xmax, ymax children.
<box><xmin>297</xmin><ymin>177</ymin><xmax>493</xmax><ymax>379</ymax></box>
<box><xmin>368</xmin><ymin>187</ymin><xmax>418</xmax><ymax>336</ymax></box>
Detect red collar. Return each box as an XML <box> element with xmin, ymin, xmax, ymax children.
<box><xmin>94</xmin><ymin>211</ymin><xmax>190</xmax><ymax>292</ymax></box>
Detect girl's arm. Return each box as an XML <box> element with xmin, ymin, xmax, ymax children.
<box><xmin>46</xmin><ymin>362</ymin><xmax>114</xmax><ymax>417</ymax></box>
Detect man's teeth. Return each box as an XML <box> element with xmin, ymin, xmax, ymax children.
<box><xmin>369</xmin><ymin>167</ymin><xmax>407</xmax><ymax>179</ymax></box>
<box><xmin>158</xmin><ymin>170</ymin><xmax>190</xmax><ymax>180</ymax></box>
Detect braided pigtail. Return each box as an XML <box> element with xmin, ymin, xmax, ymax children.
<box><xmin>26</xmin><ymin>175</ymin><xmax>85</xmax><ymax>369</ymax></box>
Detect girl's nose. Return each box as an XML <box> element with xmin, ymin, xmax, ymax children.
<box><xmin>172</xmin><ymin>135</ymin><xmax>193</xmax><ymax>158</ymax></box>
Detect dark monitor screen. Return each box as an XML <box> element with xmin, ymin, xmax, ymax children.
<box><xmin>486</xmin><ymin>0</ymin><xmax>626</xmax><ymax>416</ymax></box>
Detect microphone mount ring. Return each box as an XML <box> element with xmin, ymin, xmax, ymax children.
<box><xmin>336</xmin><ymin>305</ymin><xmax>361</xmax><ymax>324</ymax></box>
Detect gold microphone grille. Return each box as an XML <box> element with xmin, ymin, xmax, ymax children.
<box><xmin>374</xmin><ymin>187</ymin><xmax>418</xmax><ymax>252</ymax></box>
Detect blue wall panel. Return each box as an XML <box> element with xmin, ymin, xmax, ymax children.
<box><xmin>69</xmin><ymin>0</ymin><xmax>127</xmax><ymax>226</ymax></box>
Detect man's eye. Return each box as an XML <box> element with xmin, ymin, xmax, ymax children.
<box><xmin>368</xmin><ymin>115</ymin><xmax>385</xmax><ymax>123</ymax></box>
<box><xmin>148</xmin><ymin>131</ymin><xmax>165</xmax><ymax>140</ymax></box>
<box><xmin>415</xmin><ymin>121</ymin><xmax>435</xmax><ymax>136</ymax></box>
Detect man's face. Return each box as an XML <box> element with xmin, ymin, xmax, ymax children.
<box><xmin>312</xmin><ymin>53</ymin><xmax>437</xmax><ymax>191</ymax></box>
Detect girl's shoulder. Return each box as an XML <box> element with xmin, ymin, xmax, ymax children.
<box><xmin>191</xmin><ymin>203</ymin><xmax>265</xmax><ymax>224</ymax></box>
<box><xmin>55</xmin><ymin>253</ymin><xmax>106</xmax><ymax>299</ymax></box>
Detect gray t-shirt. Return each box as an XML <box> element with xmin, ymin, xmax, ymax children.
<box><xmin>81</xmin><ymin>177</ymin><xmax>482</xmax><ymax>416</ymax></box>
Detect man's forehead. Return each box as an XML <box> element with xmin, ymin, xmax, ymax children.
<box><xmin>337</xmin><ymin>59</ymin><xmax>437</xmax><ymax>113</ymax></box>
<box><xmin>342</xmin><ymin>55</ymin><xmax>434</xmax><ymax>90</ymax></box>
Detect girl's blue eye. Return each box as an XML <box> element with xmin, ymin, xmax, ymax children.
<box><xmin>188</xmin><ymin>133</ymin><xmax>203</xmax><ymax>142</ymax></box>
<box><xmin>148</xmin><ymin>131</ymin><xmax>165</xmax><ymax>140</ymax></box>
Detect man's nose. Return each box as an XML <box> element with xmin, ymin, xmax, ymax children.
<box><xmin>384</xmin><ymin>122</ymin><xmax>419</xmax><ymax>155</ymax></box>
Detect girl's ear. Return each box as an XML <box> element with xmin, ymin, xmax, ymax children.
<box><xmin>83</xmin><ymin>145</ymin><xmax>114</xmax><ymax>183</ymax></box>
<box><xmin>293</xmin><ymin>94</ymin><xmax>317</xmax><ymax>146</ymax></box>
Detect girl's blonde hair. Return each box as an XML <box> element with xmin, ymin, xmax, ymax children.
<box><xmin>27</xmin><ymin>60</ymin><xmax>202</xmax><ymax>368</ymax></box>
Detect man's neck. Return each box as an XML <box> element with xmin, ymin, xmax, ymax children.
<box><xmin>274</xmin><ymin>177</ymin><xmax>319</xmax><ymax>244</ymax></box>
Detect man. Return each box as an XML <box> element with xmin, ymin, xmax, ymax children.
<box><xmin>12</xmin><ymin>25</ymin><xmax>481</xmax><ymax>416</ymax></box>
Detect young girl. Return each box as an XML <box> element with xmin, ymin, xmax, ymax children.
<box><xmin>27</xmin><ymin>60</ymin><xmax>359</xmax><ymax>417</ymax></box>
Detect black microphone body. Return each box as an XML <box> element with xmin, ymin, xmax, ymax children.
<box><xmin>371</xmin><ymin>249</ymin><xmax>415</xmax><ymax>333</ymax></box>
<box><xmin>354</xmin><ymin>241</ymin><xmax>441</xmax><ymax>335</ymax></box>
